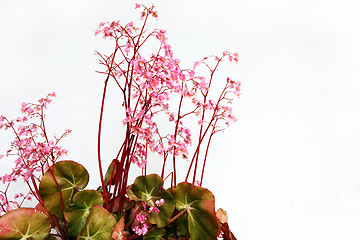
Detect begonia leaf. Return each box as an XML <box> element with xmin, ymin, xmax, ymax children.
<box><xmin>0</xmin><ymin>208</ymin><xmax>51</xmax><ymax>239</ymax></box>
<box><xmin>176</xmin><ymin>213</ymin><xmax>188</xmax><ymax>237</ymax></box>
<box><xmin>172</xmin><ymin>182</ymin><xmax>220</xmax><ymax>240</ymax></box>
<box><xmin>131</xmin><ymin>174</ymin><xmax>163</xmax><ymax>202</ymax></box>
<box><xmin>216</xmin><ymin>208</ymin><xmax>228</xmax><ymax>223</ymax></box>
<box><xmin>126</xmin><ymin>185</ymin><xmax>140</xmax><ymax>201</ymax></box>
<box><xmin>143</xmin><ymin>228</ymin><xmax>166</xmax><ymax>240</ymax></box>
<box><xmin>64</xmin><ymin>190</ymin><xmax>103</xmax><ymax>237</ymax></box>
<box><xmin>35</xmin><ymin>203</ymin><xmax>56</xmax><ymax>228</ymax></box>
<box><xmin>111</xmin><ymin>216</ymin><xmax>127</xmax><ymax>240</ymax></box>
<box><xmin>131</xmin><ymin>174</ymin><xmax>175</xmax><ymax>227</ymax></box>
<box><xmin>39</xmin><ymin>160</ymin><xmax>89</xmax><ymax>219</ymax></box>
<box><xmin>77</xmin><ymin>205</ymin><xmax>116</xmax><ymax>240</ymax></box>
<box><xmin>104</xmin><ymin>159</ymin><xmax>118</xmax><ymax>186</ymax></box>
<box><xmin>148</xmin><ymin>188</ymin><xmax>175</xmax><ymax>228</ymax></box>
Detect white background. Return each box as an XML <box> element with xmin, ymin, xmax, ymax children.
<box><xmin>1</xmin><ymin>0</ymin><xmax>360</xmax><ymax>239</ymax></box>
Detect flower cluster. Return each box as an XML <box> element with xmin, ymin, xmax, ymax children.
<box><xmin>95</xmin><ymin>4</ymin><xmax>240</xmax><ymax>188</ymax></box>
<box><xmin>132</xmin><ymin>198</ymin><xmax>164</xmax><ymax>235</ymax></box>
<box><xmin>0</xmin><ymin>93</ymin><xmax>70</xmax><ymax>214</ymax></box>
<box><xmin>133</xmin><ymin>213</ymin><xmax>148</xmax><ymax>235</ymax></box>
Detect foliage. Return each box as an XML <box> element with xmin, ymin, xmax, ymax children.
<box><xmin>0</xmin><ymin>3</ymin><xmax>238</xmax><ymax>240</ymax></box>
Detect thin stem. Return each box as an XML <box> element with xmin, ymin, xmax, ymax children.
<box><xmin>49</xmin><ymin>168</ymin><xmax>69</xmax><ymax>240</ymax></box>
<box><xmin>171</xmin><ymin>94</ymin><xmax>184</xmax><ymax>186</ymax></box>
<box><xmin>200</xmin><ymin>127</ymin><xmax>216</xmax><ymax>186</ymax></box>
<box><xmin>167</xmin><ymin>209</ymin><xmax>186</xmax><ymax>225</ymax></box>
<box><xmin>98</xmin><ymin>76</ymin><xmax>110</xmax><ymax>209</ymax></box>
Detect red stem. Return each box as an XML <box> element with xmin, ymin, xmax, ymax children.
<box><xmin>200</xmin><ymin>126</ymin><xmax>216</xmax><ymax>186</ymax></box>
<box><xmin>172</xmin><ymin>94</ymin><xmax>184</xmax><ymax>186</ymax></box>
<box><xmin>98</xmin><ymin>76</ymin><xmax>110</xmax><ymax>209</ymax></box>
<box><xmin>49</xmin><ymin>168</ymin><xmax>69</xmax><ymax>240</ymax></box>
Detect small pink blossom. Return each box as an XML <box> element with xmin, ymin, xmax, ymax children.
<box><xmin>95</xmin><ymin>28</ymin><xmax>102</xmax><ymax>36</ymax></box>
<box><xmin>5</xmin><ymin>205</ymin><xmax>12</xmax><ymax>212</ymax></box>
<box><xmin>125</xmin><ymin>41</ymin><xmax>132</xmax><ymax>55</ymax></box>
<box><xmin>155</xmin><ymin>198</ymin><xmax>164</xmax><ymax>206</ymax></box>
<box><xmin>149</xmin><ymin>206</ymin><xmax>159</xmax><ymax>214</ymax></box>
<box><xmin>169</xmin><ymin>112</ymin><xmax>175</xmax><ymax>122</ymax></box>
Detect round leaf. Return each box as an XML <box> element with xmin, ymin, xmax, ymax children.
<box><xmin>148</xmin><ymin>188</ymin><xmax>175</xmax><ymax>228</ymax></box>
<box><xmin>64</xmin><ymin>190</ymin><xmax>104</xmax><ymax>237</ymax></box>
<box><xmin>77</xmin><ymin>205</ymin><xmax>116</xmax><ymax>240</ymax></box>
<box><xmin>39</xmin><ymin>160</ymin><xmax>89</xmax><ymax>219</ymax></box>
<box><xmin>131</xmin><ymin>174</ymin><xmax>163</xmax><ymax>202</ymax></box>
<box><xmin>0</xmin><ymin>208</ymin><xmax>51</xmax><ymax>239</ymax></box>
<box><xmin>131</xmin><ymin>174</ymin><xmax>175</xmax><ymax>227</ymax></box>
<box><xmin>172</xmin><ymin>182</ymin><xmax>220</xmax><ymax>240</ymax></box>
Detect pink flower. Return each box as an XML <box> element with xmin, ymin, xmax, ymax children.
<box><xmin>141</xmin><ymin>224</ymin><xmax>148</xmax><ymax>235</ymax></box>
<box><xmin>149</xmin><ymin>206</ymin><xmax>159</xmax><ymax>214</ymax></box>
<box><xmin>95</xmin><ymin>28</ymin><xmax>102</xmax><ymax>36</ymax></box>
<box><xmin>227</xmin><ymin>114</ymin><xmax>238</xmax><ymax>122</ymax></box>
<box><xmin>136</xmin><ymin>213</ymin><xmax>146</xmax><ymax>223</ymax></box>
<box><xmin>233</xmin><ymin>52</ymin><xmax>239</xmax><ymax>62</ymax></box>
<box><xmin>169</xmin><ymin>112</ymin><xmax>175</xmax><ymax>122</ymax></box>
<box><xmin>103</xmin><ymin>27</ymin><xmax>112</xmax><ymax>38</ymax></box>
<box><xmin>5</xmin><ymin>205</ymin><xmax>12</xmax><ymax>212</ymax></box>
<box><xmin>155</xmin><ymin>198</ymin><xmax>164</xmax><ymax>206</ymax></box>
<box><xmin>124</xmin><ymin>41</ymin><xmax>132</xmax><ymax>55</ymax></box>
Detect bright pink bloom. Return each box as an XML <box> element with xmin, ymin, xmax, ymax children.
<box><xmin>155</xmin><ymin>198</ymin><xmax>164</xmax><ymax>206</ymax></box>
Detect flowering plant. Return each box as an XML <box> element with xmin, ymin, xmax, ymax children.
<box><xmin>0</xmin><ymin>4</ymin><xmax>239</xmax><ymax>240</ymax></box>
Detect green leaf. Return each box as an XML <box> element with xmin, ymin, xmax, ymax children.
<box><xmin>148</xmin><ymin>188</ymin><xmax>175</xmax><ymax>228</ymax></box>
<box><xmin>143</xmin><ymin>228</ymin><xmax>166</xmax><ymax>240</ymax></box>
<box><xmin>104</xmin><ymin>159</ymin><xmax>118</xmax><ymax>186</ymax></box>
<box><xmin>177</xmin><ymin>213</ymin><xmax>188</xmax><ymax>237</ymax></box>
<box><xmin>39</xmin><ymin>160</ymin><xmax>89</xmax><ymax>219</ymax></box>
<box><xmin>126</xmin><ymin>185</ymin><xmax>140</xmax><ymax>201</ymax></box>
<box><xmin>64</xmin><ymin>190</ymin><xmax>104</xmax><ymax>237</ymax></box>
<box><xmin>172</xmin><ymin>182</ymin><xmax>220</xmax><ymax>240</ymax></box>
<box><xmin>0</xmin><ymin>208</ymin><xmax>51</xmax><ymax>239</ymax></box>
<box><xmin>131</xmin><ymin>174</ymin><xmax>163</xmax><ymax>202</ymax></box>
<box><xmin>131</xmin><ymin>174</ymin><xmax>175</xmax><ymax>227</ymax></box>
<box><xmin>77</xmin><ymin>205</ymin><xmax>116</xmax><ymax>240</ymax></box>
